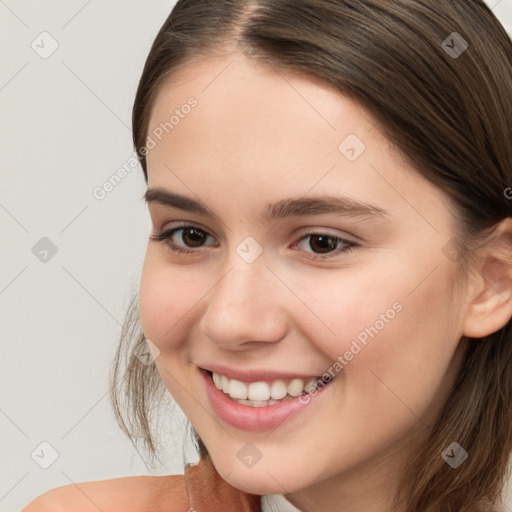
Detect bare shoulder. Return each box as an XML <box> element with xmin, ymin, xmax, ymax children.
<box><xmin>21</xmin><ymin>473</ymin><xmax>188</xmax><ymax>512</ymax></box>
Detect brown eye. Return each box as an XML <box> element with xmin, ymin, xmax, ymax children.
<box><xmin>151</xmin><ymin>225</ymin><xmax>217</xmax><ymax>254</ymax></box>
<box><xmin>181</xmin><ymin>228</ymin><xmax>208</xmax><ymax>247</ymax></box>
<box><xmin>294</xmin><ymin>233</ymin><xmax>355</xmax><ymax>259</ymax></box>
<box><xmin>308</xmin><ymin>234</ymin><xmax>339</xmax><ymax>253</ymax></box>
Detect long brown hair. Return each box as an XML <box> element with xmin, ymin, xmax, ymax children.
<box><xmin>110</xmin><ymin>1</ymin><xmax>512</xmax><ymax>510</ymax></box>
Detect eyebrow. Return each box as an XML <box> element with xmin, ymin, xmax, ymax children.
<box><xmin>143</xmin><ymin>187</ymin><xmax>388</xmax><ymax>221</ymax></box>
<box><xmin>144</xmin><ymin>188</ymin><xmax>220</xmax><ymax>219</ymax></box>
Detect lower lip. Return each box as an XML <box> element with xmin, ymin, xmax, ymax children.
<box><xmin>200</xmin><ymin>368</ymin><xmax>330</xmax><ymax>432</ymax></box>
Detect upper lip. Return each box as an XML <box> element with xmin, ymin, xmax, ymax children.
<box><xmin>199</xmin><ymin>364</ymin><xmax>322</xmax><ymax>383</ymax></box>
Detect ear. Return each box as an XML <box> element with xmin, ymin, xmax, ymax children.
<box><xmin>463</xmin><ymin>218</ymin><xmax>512</xmax><ymax>338</ymax></box>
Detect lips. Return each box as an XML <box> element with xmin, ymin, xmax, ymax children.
<box><xmin>199</xmin><ymin>366</ymin><xmax>332</xmax><ymax>431</ymax></box>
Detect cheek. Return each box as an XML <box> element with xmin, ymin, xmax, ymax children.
<box><xmin>345</xmin><ymin>266</ymin><xmax>460</xmax><ymax>425</ymax></box>
<box><xmin>289</xmin><ymin>257</ymin><xmax>461</xmax><ymax>412</ymax></box>
<box><xmin>283</xmin><ymin>265</ymin><xmax>405</xmax><ymax>362</ymax></box>
<box><xmin>138</xmin><ymin>249</ymin><xmax>207</xmax><ymax>348</ymax></box>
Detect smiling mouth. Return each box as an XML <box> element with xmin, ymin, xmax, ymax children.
<box><xmin>207</xmin><ymin>370</ymin><xmax>326</xmax><ymax>407</ymax></box>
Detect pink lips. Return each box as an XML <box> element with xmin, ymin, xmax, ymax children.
<box><xmin>199</xmin><ymin>367</ymin><xmax>330</xmax><ymax>432</ymax></box>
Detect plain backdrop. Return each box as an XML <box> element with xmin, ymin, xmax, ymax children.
<box><xmin>1</xmin><ymin>1</ymin><xmax>512</xmax><ymax>511</ymax></box>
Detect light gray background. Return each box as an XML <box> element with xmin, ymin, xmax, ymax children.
<box><xmin>1</xmin><ymin>1</ymin><xmax>512</xmax><ymax>511</ymax></box>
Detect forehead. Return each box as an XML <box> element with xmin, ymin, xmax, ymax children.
<box><xmin>148</xmin><ymin>54</ymin><xmax>398</xmax><ymax>168</ymax></box>
<box><xmin>144</xmin><ymin>52</ymin><xmax>450</xmax><ymax>233</ymax></box>
<box><xmin>149</xmin><ymin>53</ymin><xmax>390</xmax><ymax>143</ymax></box>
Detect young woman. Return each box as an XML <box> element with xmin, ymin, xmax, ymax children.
<box><xmin>24</xmin><ymin>1</ymin><xmax>512</xmax><ymax>511</ymax></box>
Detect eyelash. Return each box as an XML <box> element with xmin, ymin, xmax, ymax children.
<box><xmin>150</xmin><ymin>224</ymin><xmax>357</xmax><ymax>260</ymax></box>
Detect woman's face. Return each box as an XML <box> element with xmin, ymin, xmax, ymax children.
<box><xmin>139</xmin><ymin>52</ymin><xmax>470</xmax><ymax>505</ymax></box>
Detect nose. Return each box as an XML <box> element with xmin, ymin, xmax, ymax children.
<box><xmin>199</xmin><ymin>256</ymin><xmax>288</xmax><ymax>350</ymax></box>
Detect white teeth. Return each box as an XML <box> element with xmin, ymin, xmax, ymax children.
<box><xmin>228</xmin><ymin>379</ymin><xmax>247</xmax><ymax>399</ymax></box>
<box><xmin>210</xmin><ymin>371</ymin><xmax>324</xmax><ymax>406</ymax></box>
<box><xmin>212</xmin><ymin>372</ymin><xmax>222</xmax><ymax>389</ymax></box>
<box><xmin>287</xmin><ymin>378</ymin><xmax>305</xmax><ymax>397</ymax></box>
<box><xmin>270</xmin><ymin>380</ymin><xmax>287</xmax><ymax>400</ymax></box>
<box><xmin>220</xmin><ymin>374</ymin><xmax>230</xmax><ymax>394</ymax></box>
<box><xmin>248</xmin><ymin>381</ymin><xmax>271</xmax><ymax>401</ymax></box>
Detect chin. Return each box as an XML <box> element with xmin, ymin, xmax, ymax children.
<box><xmin>227</xmin><ymin>472</ymin><xmax>291</xmax><ymax>495</ymax></box>
<box><xmin>215</xmin><ymin>457</ymin><xmax>309</xmax><ymax>496</ymax></box>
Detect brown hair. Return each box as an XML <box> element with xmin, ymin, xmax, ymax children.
<box><xmin>110</xmin><ymin>1</ymin><xmax>512</xmax><ymax>510</ymax></box>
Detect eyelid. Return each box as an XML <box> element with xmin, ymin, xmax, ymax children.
<box><xmin>157</xmin><ymin>220</ymin><xmax>215</xmax><ymax>234</ymax></box>
<box><xmin>292</xmin><ymin>225</ymin><xmax>357</xmax><ymax>241</ymax></box>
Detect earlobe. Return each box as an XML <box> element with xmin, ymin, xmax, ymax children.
<box><xmin>462</xmin><ymin>218</ymin><xmax>512</xmax><ymax>339</ymax></box>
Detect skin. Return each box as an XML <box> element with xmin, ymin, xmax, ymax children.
<box><xmin>138</xmin><ymin>52</ymin><xmax>511</xmax><ymax>512</ymax></box>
